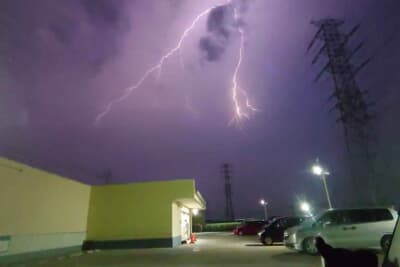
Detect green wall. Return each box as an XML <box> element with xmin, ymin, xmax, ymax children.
<box><xmin>0</xmin><ymin>157</ymin><xmax>204</xmax><ymax>255</ymax></box>
<box><xmin>86</xmin><ymin>180</ymin><xmax>195</xmax><ymax>241</ymax></box>
<box><xmin>0</xmin><ymin>158</ymin><xmax>90</xmax><ymax>256</ymax></box>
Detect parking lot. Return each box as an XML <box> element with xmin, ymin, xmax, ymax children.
<box><xmin>12</xmin><ymin>233</ymin><xmax>323</xmax><ymax>267</ymax></box>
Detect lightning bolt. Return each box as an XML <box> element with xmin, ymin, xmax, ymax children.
<box><xmin>94</xmin><ymin>5</ymin><xmax>222</xmax><ymax>125</ymax></box>
<box><xmin>229</xmin><ymin>6</ymin><xmax>258</xmax><ymax>125</ymax></box>
<box><xmin>95</xmin><ymin>1</ymin><xmax>258</xmax><ymax>126</ymax></box>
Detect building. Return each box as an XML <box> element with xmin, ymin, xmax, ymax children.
<box><xmin>84</xmin><ymin>179</ymin><xmax>206</xmax><ymax>249</ymax></box>
<box><xmin>0</xmin><ymin>158</ymin><xmax>90</xmax><ymax>260</ymax></box>
<box><xmin>0</xmin><ymin>158</ymin><xmax>205</xmax><ymax>263</ymax></box>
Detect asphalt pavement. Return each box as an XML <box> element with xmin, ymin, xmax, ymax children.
<box><xmin>10</xmin><ymin>232</ymin><xmax>324</xmax><ymax>267</ymax></box>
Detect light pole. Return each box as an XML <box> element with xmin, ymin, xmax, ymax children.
<box><xmin>260</xmin><ymin>199</ymin><xmax>268</xmax><ymax>221</ymax></box>
<box><xmin>312</xmin><ymin>160</ymin><xmax>333</xmax><ymax>210</ymax></box>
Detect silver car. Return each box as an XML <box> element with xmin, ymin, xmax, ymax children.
<box><xmin>284</xmin><ymin>216</ymin><xmax>314</xmax><ymax>248</ymax></box>
<box><xmin>284</xmin><ymin>207</ymin><xmax>398</xmax><ymax>254</ymax></box>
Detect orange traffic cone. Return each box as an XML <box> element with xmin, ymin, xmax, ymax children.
<box><xmin>190</xmin><ymin>233</ymin><xmax>197</xmax><ymax>244</ymax></box>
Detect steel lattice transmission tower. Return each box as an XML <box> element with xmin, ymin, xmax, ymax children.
<box><xmin>308</xmin><ymin>19</ymin><xmax>377</xmax><ymax>204</ymax></box>
<box><xmin>222</xmin><ymin>163</ymin><xmax>235</xmax><ymax>220</ymax></box>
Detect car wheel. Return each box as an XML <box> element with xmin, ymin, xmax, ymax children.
<box><xmin>263</xmin><ymin>236</ymin><xmax>273</xmax><ymax>246</ymax></box>
<box><xmin>303</xmin><ymin>237</ymin><xmax>318</xmax><ymax>255</ymax></box>
<box><xmin>381</xmin><ymin>235</ymin><xmax>392</xmax><ymax>252</ymax></box>
<box><xmin>238</xmin><ymin>231</ymin><xmax>243</xmax><ymax>236</ymax></box>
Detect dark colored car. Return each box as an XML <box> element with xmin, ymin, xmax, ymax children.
<box><xmin>233</xmin><ymin>220</ymin><xmax>266</xmax><ymax>235</ymax></box>
<box><xmin>258</xmin><ymin>216</ymin><xmax>306</xmax><ymax>245</ymax></box>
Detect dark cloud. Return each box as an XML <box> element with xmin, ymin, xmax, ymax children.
<box><xmin>49</xmin><ymin>17</ymin><xmax>77</xmax><ymax>45</ymax></box>
<box><xmin>199</xmin><ymin>37</ymin><xmax>226</xmax><ymax>61</ymax></box>
<box><xmin>82</xmin><ymin>0</ymin><xmax>122</xmax><ymax>28</ymax></box>
<box><xmin>1</xmin><ymin>0</ymin><xmax>399</xmax><ymax>219</ymax></box>
<box><xmin>199</xmin><ymin>1</ymin><xmax>253</xmax><ymax>62</ymax></box>
<box><xmin>0</xmin><ymin>0</ymin><xmax>130</xmax><ymax>79</ymax></box>
<box><xmin>199</xmin><ymin>4</ymin><xmax>233</xmax><ymax>62</ymax></box>
<box><xmin>207</xmin><ymin>5</ymin><xmax>231</xmax><ymax>38</ymax></box>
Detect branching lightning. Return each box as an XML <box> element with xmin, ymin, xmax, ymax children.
<box><xmin>94</xmin><ymin>6</ymin><xmax>216</xmax><ymax>125</ymax></box>
<box><xmin>95</xmin><ymin>1</ymin><xmax>257</xmax><ymax>126</ymax></box>
<box><xmin>229</xmin><ymin>5</ymin><xmax>257</xmax><ymax>125</ymax></box>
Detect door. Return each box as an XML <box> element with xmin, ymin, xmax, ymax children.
<box><xmin>181</xmin><ymin>209</ymin><xmax>190</xmax><ymax>242</ymax></box>
<box><xmin>278</xmin><ymin>218</ymin><xmax>302</xmax><ymax>242</ymax></box>
<box><xmin>317</xmin><ymin>210</ymin><xmax>350</xmax><ymax>247</ymax></box>
<box><xmin>326</xmin><ymin>209</ymin><xmax>380</xmax><ymax>249</ymax></box>
<box><xmin>245</xmin><ymin>222</ymin><xmax>256</xmax><ymax>234</ymax></box>
<box><xmin>346</xmin><ymin>209</ymin><xmax>395</xmax><ymax>249</ymax></box>
<box><xmin>272</xmin><ymin>218</ymin><xmax>287</xmax><ymax>241</ymax></box>
<box><xmin>244</xmin><ymin>221</ymin><xmax>262</xmax><ymax>234</ymax></box>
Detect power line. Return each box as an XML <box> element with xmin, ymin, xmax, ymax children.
<box><xmin>308</xmin><ymin>18</ymin><xmax>377</xmax><ymax>205</ymax></box>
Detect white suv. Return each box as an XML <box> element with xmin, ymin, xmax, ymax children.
<box><xmin>284</xmin><ymin>207</ymin><xmax>398</xmax><ymax>254</ymax></box>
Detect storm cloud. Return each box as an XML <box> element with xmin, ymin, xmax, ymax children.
<box><xmin>199</xmin><ymin>0</ymin><xmax>252</xmax><ymax>62</ymax></box>
<box><xmin>0</xmin><ymin>0</ymin><xmax>399</xmax><ymax>220</ymax></box>
<box><xmin>199</xmin><ymin>4</ymin><xmax>233</xmax><ymax>61</ymax></box>
<box><xmin>0</xmin><ymin>0</ymin><xmax>129</xmax><ymax>79</ymax></box>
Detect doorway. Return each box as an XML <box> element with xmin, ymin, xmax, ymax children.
<box><xmin>181</xmin><ymin>209</ymin><xmax>190</xmax><ymax>242</ymax></box>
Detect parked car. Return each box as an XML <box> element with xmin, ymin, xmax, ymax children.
<box><xmin>383</xmin><ymin>210</ymin><xmax>399</xmax><ymax>267</ymax></box>
<box><xmin>283</xmin><ymin>216</ymin><xmax>314</xmax><ymax>247</ymax></box>
<box><xmin>284</xmin><ymin>207</ymin><xmax>398</xmax><ymax>254</ymax></box>
<box><xmin>233</xmin><ymin>220</ymin><xmax>266</xmax><ymax>235</ymax></box>
<box><xmin>258</xmin><ymin>216</ymin><xmax>307</xmax><ymax>245</ymax></box>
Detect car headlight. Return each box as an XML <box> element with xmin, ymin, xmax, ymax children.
<box><xmin>284</xmin><ymin>231</ymin><xmax>289</xmax><ymax>237</ymax></box>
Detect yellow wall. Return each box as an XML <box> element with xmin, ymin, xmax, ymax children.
<box><xmin>0</xmin><ymin>158</ymin><xmax>90</xmax><ymax>235</ymax></box>
<box><xmin>86</xmin><ymin>180</ymin><xmax>195</xmax><ymax>240</ymax></box>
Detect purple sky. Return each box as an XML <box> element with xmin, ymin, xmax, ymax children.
<box><xmin>1</xmin><ymin>0</ymin><xmax>400</xmax><ymax>219</ymax></box>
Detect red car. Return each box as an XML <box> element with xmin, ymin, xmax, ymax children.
<box><xmin>233</xmin><ymin>220</ymin><xmax>266</xmax><ymax>235</ymax></box>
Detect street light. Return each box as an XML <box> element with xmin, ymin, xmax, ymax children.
<box><xmin>312</xmin><ymin>165</ymin><xmax>323</xmax><ymax>176</ymax></box>
<box><xmin>260</xmin><ymin>199</ymin><xmax>268</xmax><ymax>221</ymax></box>
<box><xmin>300</xmin><ymin>201</ymin><xmax>312</xmax><ymax>216</ymax></box>
<box><xmin>192</xmin><ymin>209</ymin><xmax>199</xmax><ymax>216</ymax></box>
<box><xmin>311</xmin><ymin>160</ymin><xmax>333</xmax><ymax>210</ymax></box>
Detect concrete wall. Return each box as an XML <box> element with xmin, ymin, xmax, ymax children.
<box><xmin>0</xmin><ymin>158</ymin><xmax>90</xmax><ymax>256</ymax></box>
<box><xmin>86</xmin><ymin>180</ymin><xmax>195</xmax><ymax>248</ymax></box>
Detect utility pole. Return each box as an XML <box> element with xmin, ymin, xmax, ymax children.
<box><xmin>321</xmin><ymin>173</ymin><xmax>333</xmax><ymax>210</ymax></box>
<box><xmin>222</xmin><ymin>163</ymin><xmax>235</xmax><ymax>221</ymax></box>
<box><xmin>260</xmin><ymin>199</ymin><xmax>268</xmax><ymax>221</ymax></box>
<box><xmin>312</xmin><ymin>159</ymin><xmax>333</xmax><ymax>209</ymax></box>
<box><xmin>308</xmin><ymin>19</ymin><xmax>376</xmax><ymax>205</ymax></box>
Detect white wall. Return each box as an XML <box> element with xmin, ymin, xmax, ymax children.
<box><xmin>171</xmin><ymin>202</ymin><xmax>181</xmax><ymax>246</ymax></box>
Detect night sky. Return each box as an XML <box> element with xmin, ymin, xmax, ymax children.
<box><xmin>1</xmin><ymin>0</ymin><xmax>399</xmax><ymax>219</ymax></box>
